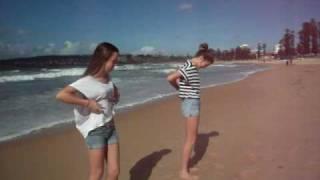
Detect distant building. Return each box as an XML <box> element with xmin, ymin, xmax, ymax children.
<box><xmin>274</xmin><ymin>44</ymin><xmax>281</xmax><ymax>54</ymax></box>
<box><xmin>240</xmin><ymin>44</ymin><xmax>249</xmax><ymax>48</ymax></box>
<box><xmin>273</xmin><ymin>44</ymin><xmax>284</xmax><ymax>59</ymax></box>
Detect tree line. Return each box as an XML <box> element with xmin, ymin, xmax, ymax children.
<box><xmin>213</xmin><ymin>46</ymin><xmax>255</xmax><ymax>61</ymax></box>
<box><xmin>0</xmin><ymin>54</ymin><xmax>188</xmax><ymax>70</ymax></box>
<box><xmin>279</xmin><ymin>18</ymin><xmax>320</xmax><ymax>59</ymax></box>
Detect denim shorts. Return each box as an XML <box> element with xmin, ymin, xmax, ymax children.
<box><xmin>181</xmin><ymin>98</ymin><xmax>200</xmax><ymax>118</ymax></box>
<box><xmin>85</xmin><ymin>121</ymin><xmax>118</xmax><ymax>149</ymax></box>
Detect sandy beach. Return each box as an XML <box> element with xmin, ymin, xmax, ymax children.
<box><xmin>1</xmin><ymin>60</ymin><xmax>320</xmax><ymax>180</ymax></box>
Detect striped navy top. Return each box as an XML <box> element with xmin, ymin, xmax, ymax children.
<box><xmin>178</xmin><ymin>60</ymin><xmax>200</xmax><ymax>99</ymax></box>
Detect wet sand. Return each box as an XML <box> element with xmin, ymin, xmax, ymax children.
<box><xmin>1</xmin><ymin>60</ymin><xmax>320</xmax><ymax>180</ymax></box>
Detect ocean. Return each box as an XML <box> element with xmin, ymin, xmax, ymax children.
<box><xmin>0</xmin><ymin>62</ymin><xmax>269</xmax><ymax>142</ymax></box>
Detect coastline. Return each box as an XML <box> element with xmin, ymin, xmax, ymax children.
<box><xmin>0</xmin><ymin>62</ymin><xmax>269</xmax><ymax>144</ymax></box>
<box><xmin>1</xmin><ymin>60</ymin><xmax>320</xmax><ymax>180</ymax></box>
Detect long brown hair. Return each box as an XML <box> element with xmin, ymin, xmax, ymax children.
<box><xmin>194</xmin><ymin>43</ymin><xmax>215</xmax><ymax>63</ymax></box>
<box><xmin>83</xmin><ymin>42</ymin><xmax>119</xmax><ymax>76</ymax></box>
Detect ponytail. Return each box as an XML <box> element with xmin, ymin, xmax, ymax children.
<box><xmin>195</xmin><ymin>42</ymin><xmax>215</xmax><ymax>63</ymax></box>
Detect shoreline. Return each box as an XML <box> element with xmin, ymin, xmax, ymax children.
<box><xmin>0</xmin><ymin>63</ymin><xmax>271</xmax><ymax>144</ymax></box>
<box><xmin>1</xmin><ymin>62</ymin><xmax>320</xmax><ymax>179</ymax></box>
<box><xmin>1</xmin><ymin>57</ymin><xmax>315</xmax><ymax>144</ymax></box>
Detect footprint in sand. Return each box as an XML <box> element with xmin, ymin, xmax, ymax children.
<box><xmin>237</xmin><ymin>168</ymin><xmax>258</xmax><ymax>179</ymax></box>
<box><xmin>247</xmin><ymin>152</ymin><xmax>258</xmax><ymax>162</ymax></box>
<box><xmin>208</xmin><ymin>152</ymin><xmax>218</xmax><ymax>158</ymax></box>
<box><xmin>213</xmin><ymin>163</ymin><xmax>225</xmax><ymax>170</ymax></box>
<box><xmin>189</xmin><ymin>167</ymin><xmax>199</xmax><ymax>173</ymax></box>
<box><xmin>306</xmin><ymin>161</ymin><xmax>320</xmax><ymax>170</ymax></box>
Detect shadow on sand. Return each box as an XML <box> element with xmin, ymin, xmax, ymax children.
<box><xmin>189</xmin><ymin>131</ymin><xmax>219</xmax><ymax>168</ymax></box>
<box><xmin>130</xmin><ymin>149</ymin><xmax>172</xmax><ymax>180</ymax></box>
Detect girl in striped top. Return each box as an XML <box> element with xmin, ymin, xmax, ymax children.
<box><xmin>167</xmin><ymin>43</ymin><xmax>215</xmax><ymax>179</ymax></box>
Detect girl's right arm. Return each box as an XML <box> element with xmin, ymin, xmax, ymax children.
<box><xmin>56</xmin><ymin>86</ymin><xmax>102</xmax><ymax>114</ymax></box>
<box><xmin>167</xmin><ymin>71</ymin><xmax>182</xmax><ymax>90</ymax></box>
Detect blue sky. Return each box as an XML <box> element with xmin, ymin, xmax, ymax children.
<box><xmin>0</xmin><ymin>0</ymin><xmax>319</xmax><ymax>59</ymax></box>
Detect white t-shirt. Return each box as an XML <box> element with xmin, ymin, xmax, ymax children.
<box><xmin>69</xmin><ymin>76</ymin><xmax>116</xmax><ymax>138</ymax></box>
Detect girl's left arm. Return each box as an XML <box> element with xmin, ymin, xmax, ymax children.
<box><xmin>112</xmin><ymin>83</ymin><xmax>120</xmax><ymax>103</ymax></box>
<box><xmin>167</xmin><ymin>71</ymin><xmax>182</xmax><ymax>90</ymax></box>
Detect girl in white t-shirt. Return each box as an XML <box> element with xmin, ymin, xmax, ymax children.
<box><xmin>56</xmin><ymin>42</ymin><xmax>120</xmax><ymax>180</ymax></box>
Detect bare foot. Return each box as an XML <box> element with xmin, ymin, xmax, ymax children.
<box><xmin>180</xmin><ymin>171</ymin><xmax>199</xmax><ymax>180</ymax></box>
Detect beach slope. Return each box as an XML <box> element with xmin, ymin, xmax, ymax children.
<box><xmin>1</xmin><ymin>63</ymin><xmax>320</xmax><ymax>180</ymax></box>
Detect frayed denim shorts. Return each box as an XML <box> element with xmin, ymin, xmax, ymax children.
<box><xmin>181</xmin><ymin>98</ymin><xmax>200</xmax><ymax>118</ymax></box>
<box><xmin>85</xmin><ymin>120</ymin><xmax>118</xmax><ymax>149</ymax></box>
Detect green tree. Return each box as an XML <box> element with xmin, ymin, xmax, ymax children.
<box><xmin>215</xmin><ymin>48</ymin><xmax>221</xmax><ymax>60</ymax></box>
<box><xmin>297</xmin><ymin>29</ymin><xmax>305</xmax><ymax>55</ymax></box>
<box><xmin>235</xmin><ymin>46</ymin><xmax>241</xmax><ymax>60</ymax></box>
<box><xmin>302</xmin><ymin>21</ymin><xmax>311</xmax><ymax>54</ymax></box>
<box><xmin>290</xmin><ymin>30</ymin><xmax>295</xmax><ymax>55</ymax></box>
<box><xmin>257</xmin><ymin>43</ymin><xmax>262</xmax><ymax>59</ymax></box>
<box><xmin>310</xmin><ymin>18</ymin><xmax>318</xmax><ymax>54</ymax></box>
<box><xmin>280</xmin><ymin>29</ymin><xmax>295</xmax><ymax>58</ymax></box>
<box><xmin>318</xmin><ymin>21</ymin><xmax>320</xmax><ymax>52</ymax></box>
<box><xmin>262</xmin><ymin>43</ymin><xmax>267</xmax><ymax>56</ymax></box>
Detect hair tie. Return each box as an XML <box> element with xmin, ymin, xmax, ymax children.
<box><xmin>199</xmin><ymin>43</ymin><xmax>208</xmax><ymax>51</ymax></box>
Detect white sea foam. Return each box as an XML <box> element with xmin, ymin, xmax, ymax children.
<box><xmin>116</xmin><ymin>92</ymin><xmax>177</xmax><ymax>110</ymax></box>
<box><xmin>0</xmin><ymin>64</ymin><xmax>270</xmax><ymax>142</ymax></box>
<box><xmin>0</xmin><ymin>118</ymin><xmax>74</xmax><ymax>143</ymax></box>
<box><xmin>9</xmin><ymin>70</ymin><xmax>21</xmax><ymax>73</ymax></box>
<box><xmin>115</xmin><ymin>64</ymin><xmax>155</xmax><ymax>71</ymax></box>
<box><xmin>151</xmin><ymin>68</ymin><xmax>176</xmax><ymax>74</ymax></box>
<box><xmin>0</xmin><ymin>68</ymin><xmax>85</xmax><ymax>83</ymax></box>
<box><xmin>0</xmin><ymin>63</ymin><xmax>238</xmax><ymax>83</ymax></box>
<box><xmin>213</xmin><ymin>64</ymin><xmax>238</xmax><ymax>68</ymax></box>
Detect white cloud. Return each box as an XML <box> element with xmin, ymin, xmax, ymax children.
<box><xmin>133</xmin><ymin>46</ymin><xmax>167</xmax><ymax>55</ymax></box>
<box><xmin>17</xmin><ymin>29</ymin><xmax>27</xmax><ymax>35</ymax></box>
<box><xmin>64</xmin><ymin>41</ymin><xmax>73</xmax><ymax>49</ymax></box>
<box><xmin>0</xmin><ymin>41</ymin><xmax>97</xmax><ymax>59</ymax></box>
<box><xmin>0</xmin><ymin>42</ymin><xmax>33</xmax><ymax>59</ymax></box>
<box><xmin>140</xmin><ymin>46</ymin><xmax>156</xmax><ymax>54</ymax></box>
<box><xmin>59</xmin><ymin>41</ymin><xmax>97</xmax><ymax>55</ymax></box>
<box><xmin>49</xmin><ymin>43</ymin><xmax>55</xmax><ymax>47</ymax></box>
<box><xmin>89</xmin><ymin>43</ymin><xmax>98</xmax><ymax>51</ymax></box>
<box><xmin>0</xmin><ymin>27</ymin><xmax>28</xmax><ymax>37</ymax></box>
<box><xmin>178</xmin><ymin>3</ymin><xmax>193</xmax><ymax>11</ymax></box>
<box><xmin>43</xmin><ymin>43</ymin><xmax>56</xmax><ymax>54</ymax></box>
<box><xmin>240</xmin><ymin>44</ymin><xmax>249</xmax><ymax>48</ymax></box>
<box><xmin>59</xmin><ymin>41</ymin><xmax>80</xmax><ymax>55</ymax></box>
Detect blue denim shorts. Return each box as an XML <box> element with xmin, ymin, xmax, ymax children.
<box><xmin>85</xmin><ymin>121</ymin><xmax>118</xmax><ymax>149</ymax></box>
<box><xmin>181</xmin><ymin>98</ymin><xmax>200</xmax><ymax>118</ymax></box>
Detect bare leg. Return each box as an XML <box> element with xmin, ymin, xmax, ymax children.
<box><xmin>180</xmin><ymin>116</ymin><xmax>199</xmax><ymax>179</ymax></box>
<box><xmin>105</xmin><ymin>143</ymin><xmax>120</xmax><ymax>180</ymax></box>
<box><xmin>88</xmin><ymin>148</ymin><xmax>106</xmax><ymax>180</ymax></box>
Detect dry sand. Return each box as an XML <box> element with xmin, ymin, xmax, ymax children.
<box><xmin>1</xmin><ymin>60</ymin><xmax>320</xmax><ymax>180</ymax></box>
